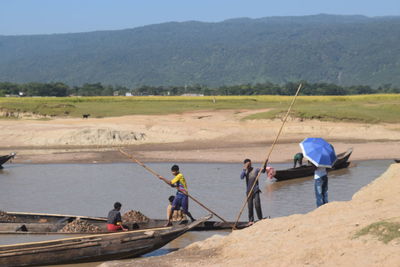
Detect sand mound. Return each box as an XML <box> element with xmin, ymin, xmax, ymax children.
<box><xmin>56</xmin><ymin>128</ymin><xmax>146</xmax><ymax>145</ymax></box>
<box><xmin>122</xmin><ymin>210</ymin><xmax>149</xmax><ymax>223</ymax></box>
<box><xmin>101</xmin><ymin>164</ymin><xmax>400</xmax><ymax>267</ymax></box>
<box><xmin>58</xmin><ymin>219</ymin><xmax>101</xmax><ymax>233</ymax></box>
<box><xmin>0</xmin><ymin>211</ymin><xmax>17</xmax><ymax>222</ymax></box>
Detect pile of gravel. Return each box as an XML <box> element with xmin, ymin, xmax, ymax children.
<box><xmin>122</xmin><ymin>210</ymin><xmax>149</xmax><ymax>223</ymax></box>
<box><xmin>0</xmin><ymin>211</ymin><xmax>17</xmax><ymax>222</ymax></box>
<box><xmin>58</xmin><ymin>219</ymin><xmax>101</xmax><ymax>233</ymax></box>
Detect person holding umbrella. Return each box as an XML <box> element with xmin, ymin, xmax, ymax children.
<box><xmin>300</xmin><ymin>138</ymin><xmax>337</xmax><ymax>207</ymax></box>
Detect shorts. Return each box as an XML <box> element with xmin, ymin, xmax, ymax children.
<box><xmin>172</xmin><ymin>192</ymin><xmax>189</xmax><ymax>214</ymax></box>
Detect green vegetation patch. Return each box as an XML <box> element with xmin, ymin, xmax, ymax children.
<box><xmin>354</xmin><ymin>221</ymin><xmax>400</xmax><ymax>244</ymax></box>
<box><xmin>1</xmin><ymin>95</ymin><xmax>400</xmax><ymax>123</ymax></box>
<box><xmin>242</xmin><ymin>94</ymin><xmax>400</xmax><ymax>123</ymax></box>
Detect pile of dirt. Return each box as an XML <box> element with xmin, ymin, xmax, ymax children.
<box><xmin>122</xmin><ymin>210</ymin><xmax>149</xmax><ymax>223</ymax></box>
<box><xmin>57</xmin><ymin>128</ymin><xmax>147</xmax><ymax>145</ymax></box>
<box><xmin>58</xmin><ymin>219</ymin><xmax>101</xmax><ymax>233</ymax></box>
<box><xmin>0</xmin><ymin>211</ymin><xmax>17</xmax><ymax>222</ymax></box>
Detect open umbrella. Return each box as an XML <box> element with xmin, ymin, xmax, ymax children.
<box><xmin>299</xmin><ymin>138</ymin><xmax>337</xmax><ymax>168</ymax></box>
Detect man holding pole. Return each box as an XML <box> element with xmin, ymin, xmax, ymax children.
<box><xmin>240</xmin><ymin>159</ymin><xmax>266</xmax><ymax>226</ymax></box>
<box><xmin>158</xmin><ymin>164</ymin><xmax>196</xmax><ymax>226</ymax></box>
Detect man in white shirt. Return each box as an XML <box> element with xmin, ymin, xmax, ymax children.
<box><xmin>314</xmin><ymin>167</ymin><xmax>328</xmax><ymax>207</ymax></box>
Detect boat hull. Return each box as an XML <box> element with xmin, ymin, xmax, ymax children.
<box><xmin>0</xmin><ymin>215</ymin><xmax>211</xmax><ymax>266</ymax></box>
<box><xmin>0</xmin><ymin>154</ymin><xmax>15</xmax><ymax>169</ymax></box>
<box><xmin>0</xmin><ymin>212</ymin><xmax>247</xmax><ymax>234</ymax></box>
<box><xmin>275</xmin><ymin>148</ymin><xmax>352</xmax><ymax>181</ymax></box>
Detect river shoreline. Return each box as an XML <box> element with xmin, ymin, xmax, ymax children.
<box><xmin>1</xmin><ymin>110</ymin><xmax>399</xmax><ymax>164</ymax></box>
<box><xmin>2</xmin><ymin>139</ymin><xmax>399</xmax><ymax>164</ymax></box>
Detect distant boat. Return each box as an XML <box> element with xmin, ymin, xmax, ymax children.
<box><xmin>394</xmin><ymin>159</ymin><xmax>400</xmax><ymax>163</ymax></box>
<box><xmin>0</xmin><ymin>153</ymin><xmax>16</xmax><ymax>169</ymax></box>
<box><xmin>0</xmin><ymin>215</ymin><xmax>211</xmax><ymax>266</ymax></box>
<box><xmin>274</xmin><ymin>148</ymin><xmax>353</xmax><ymax>181</ymax></box>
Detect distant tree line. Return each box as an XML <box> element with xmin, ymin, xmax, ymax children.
<box><xmin>0</xmin><ymin>81</ymin><xmax>399</xmax><ymax>97</ymax></box>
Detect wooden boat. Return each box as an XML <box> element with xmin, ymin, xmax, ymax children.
<box><xmin>0</xmin><ymin>211</ymin><xmax>247</xmax><ymax>234</ymax></box>
<box><xmin>0</xmin><ymin>153</ymin><xmax>15</xmax><ymax>169</ymax></box>
<box><xmin>274</xmin><ymin>148</ymin><xmax>353</xmax><ymax>181</ymax></box>
<box><xmin>0</xmin><ymin>215</ymin><xmax>211</xmax><ymax>266</ymax></box>
<box><xmin>394</xmin><ymin>159</ymin><xmax>400</xmax><ymax>163</ymax></box>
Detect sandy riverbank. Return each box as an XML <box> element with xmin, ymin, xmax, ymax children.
<box><xmin>101</xmin><ymin>163</ymin><xmax>400</xmax><ymax>267</ymax></box>
<box><xmin>0</xmin><ymin>109</ymin><xmax>399</xmax><ymax>164</ymax></box>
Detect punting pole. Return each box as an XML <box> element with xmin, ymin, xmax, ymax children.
<box><xmin>119</xmin><ymin>149</ymin><xmax>228</xmax><ymax>223</ymax></box>
<box><xmin>232</xmin><ymin>84</ymin><xmax>303</xmax><ymax>230</ymax></box>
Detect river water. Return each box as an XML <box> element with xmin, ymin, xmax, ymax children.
<box><xmin>0</xmin><ymin>159</ymin><xmax>394</xmax><ymax>266</ymax></box>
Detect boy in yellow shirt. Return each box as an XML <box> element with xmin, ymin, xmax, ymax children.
<box><xmin>158</xmin><ymin>165</ymin><xmax>195</xmax><ymax>226</ymax></box>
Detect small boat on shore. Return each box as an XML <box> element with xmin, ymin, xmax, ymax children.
<box><xmin>0</xmin><ymin>153</ymin><xmax>15</xmax><ymax>169</ymax></box>
<box><xmin>0</xmin><ymin>211</ymin><xmax>247</xmax><ymax>234</ymax></box>
<box><xmin>0</xmin><ymin>215</ymin><xmax>211</xmax><ymax>266</ymax></box>
<box><xmin>274</xmin><ymin>148</ymin><xmax>353</xmax><ymax>181</ymax></box>
<box><xmin>394</xmin><ymin>159</ymin><xmax>400</xmax><ymax>163</ymax></box>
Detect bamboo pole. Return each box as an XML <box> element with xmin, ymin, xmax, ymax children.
<box><xmin>232</xmin><ymin>84</ymin><xmax>303</xmax><ymax>229</ymax></box>
<box><xmin>119</xmin><ymin>149</ymin><xmax>228</xmax><ymax>223</ymax></box>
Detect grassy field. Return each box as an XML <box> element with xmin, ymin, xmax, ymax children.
<box><xmin>0</xmin><ymin>94</ymin><xmax>399</xmax><ymax>123</ymax></box>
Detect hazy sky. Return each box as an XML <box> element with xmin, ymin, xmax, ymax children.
<box><xmin>1</xmin><ymin>0</ymin><xmax>399</xmax><ymax>35</ymax></box>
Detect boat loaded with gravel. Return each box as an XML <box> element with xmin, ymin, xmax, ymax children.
<box><xmin>0</xmin><ymin>211</ymin><xmax>248</xmax><ymax>234</ymax></box>
<box><xmin>0</xmin><ymin>215</ymin><xmax>211</xmax><ymax>266</ymax></box>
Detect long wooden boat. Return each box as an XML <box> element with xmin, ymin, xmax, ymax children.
<box><xmin>0</xmin><ymin>215</ymin><xmax>211</xmax><ymax>266</ymax></box>
<box><xmin>0</xmin><ymin>211</ymin><xmax>247</xmax><ymax>234</ymax></box>
<box><xmin>394</xmin><ymin>159</ymin><xmax>400</xmax><ymax>163</ymax></box>
<box><xmin>274</xmin><ymin>148</ymin><xmax>353</xmax><ymax>181</ymax></box>
<box><xmin>0</xmin><ymin>153</ymin><xmax>15</xmax><ymax>169</ymax></box>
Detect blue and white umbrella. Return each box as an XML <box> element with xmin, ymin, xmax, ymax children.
<box><xmin>299</xmin><ymin>138</ymin><xmax>337</xmax><ymax>168</ymax></box>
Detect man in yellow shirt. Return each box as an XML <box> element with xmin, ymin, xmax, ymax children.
<box><xmin>158</xmin><ymin>164</ymin><xmax>195</xmax><ymax>226</ymax></box>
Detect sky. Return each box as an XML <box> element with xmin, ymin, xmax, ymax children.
<box><xmin>1</xmin><ymin>0</ymin><xmax>399</xmax><ymax>35</ymax></box>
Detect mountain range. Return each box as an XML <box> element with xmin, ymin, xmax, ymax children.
<box><xmin>1</xmin><ymin>14</ymin><xmax>399</xmax><ymax>88</ymax></box>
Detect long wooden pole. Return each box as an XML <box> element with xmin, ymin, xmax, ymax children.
<box><xmin>232</xmin><ymin>84</ymin><xmax>303</xmax><ymax>229</ymax></box>
<box><xmin>119</xmin><ymin>149</ymin><xmax>228</xmax><ymax>223</ymax></box>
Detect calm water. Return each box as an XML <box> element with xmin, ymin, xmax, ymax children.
<box><xmin>0</xmin><ymin>160</ymin><xmax>394</xmax><ymax>265</ymax></box>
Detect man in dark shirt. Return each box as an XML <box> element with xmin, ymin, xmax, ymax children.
<box><xmin>107</xmin><ymin>202</ymin><xmax>127</xmax><ymax>232</ymax></box>
<box><xmin>293</xmin><ymin>152</ymin><xmax>304</xmax><ymax>168</ymax></box>
<box><xmin>240</xmin><ymin>158</ymin><xmax>266</xmax><ymax>226</ymax></box>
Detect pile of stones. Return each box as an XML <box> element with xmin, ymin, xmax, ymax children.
<box><xmin>58</xmin><ymin>219</ymin><xmax>101</xmax><ymax>233</ymax></box>
<box><xmin>0</xmin><ymin>211</ymin><xmax>17</xmax><ymax>222</ymax></box>
<box><xmin>122</xmin><ymin>210</ymin><xmax>149</xmax><ymax>223</ymax></box>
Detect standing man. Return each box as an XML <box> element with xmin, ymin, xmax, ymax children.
<box><xmin>158</xmin><ymin>164</ymin><xmax>195</xmax><ymax>226</ymax></box>
<box><xmin>314</xmin><ymin>165</ymin><xmax>328</xmax><ymax>207</ymax></box>
<box><xmin>240</xmin><ymin>159</ymin><xmax>266</xmax><ymax>226</ymax></box>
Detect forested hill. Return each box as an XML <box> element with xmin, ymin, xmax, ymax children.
<box><xmin>1</xmin><ymin>14</ymin><xmax>400</xmax><ymax>88</ymax></box>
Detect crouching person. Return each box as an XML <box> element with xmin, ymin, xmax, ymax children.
<box><xmin>107</xmin><ymin>202</ymin><xmax>128</xmax><ymax>231</ymax></box>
